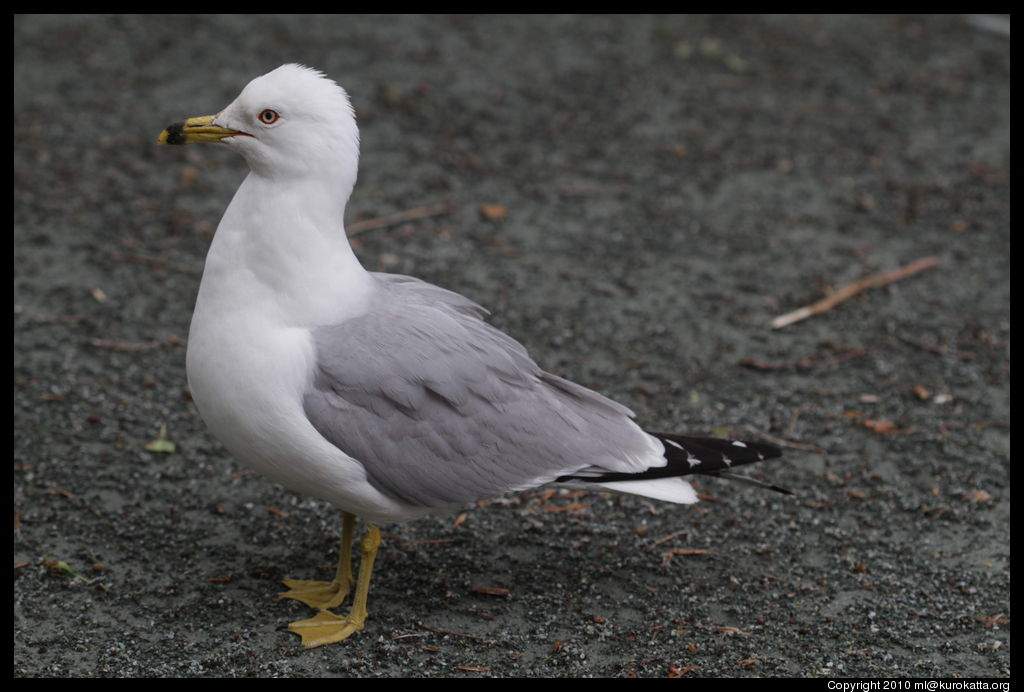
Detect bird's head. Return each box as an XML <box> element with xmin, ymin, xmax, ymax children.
<box><xmin>158</xmin><ymin>64</ymin><xmax>360</xmax><ymax>187</ymax></box>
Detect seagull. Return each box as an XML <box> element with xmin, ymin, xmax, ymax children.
<box><xmin>157</xmin><ymin>64</ymin><xmax>786</xmax><ymax>648</ymax></box>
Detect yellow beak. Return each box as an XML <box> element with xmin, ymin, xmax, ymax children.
<box><xmin>156</xmin><ymin>115</ymin><xmax>246</xmax><ymax>146</ymax></box>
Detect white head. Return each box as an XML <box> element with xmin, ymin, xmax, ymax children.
<box><xmin>159</xmin><ymin>64</ymin><xmax>361</xmax><ymax>193</ymax></box>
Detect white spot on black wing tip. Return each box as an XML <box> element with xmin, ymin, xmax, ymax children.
<box><xmin>731</xmin><ymin>440</ymin><xmax>747</xmax><ymax>448</ymax></box>
<box><xmin>665</xmin><ymin>439</ymin><xmax>685</xmax><ymax>451</ymax></box>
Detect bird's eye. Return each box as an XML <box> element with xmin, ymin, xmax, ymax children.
<box><xmin>258</xmin><ymin>109</ymin><xmax>280</xmax><ymax>125</ymax></box>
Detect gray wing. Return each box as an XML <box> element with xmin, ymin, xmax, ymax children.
<box><xmin>303</xmin><ymin>273</ymin><xmax>661</xmax><ymax>507</ymax></box>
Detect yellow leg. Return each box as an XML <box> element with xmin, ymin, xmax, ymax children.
<box><xmin>286</xmin><ymin>524</ymin><xmax>381</xmax><ymax>648</ymax></box>
<box><xmin>279</xmin><ymin>511</ymin><xmax>356</xmax><ymax>610</ymax></box>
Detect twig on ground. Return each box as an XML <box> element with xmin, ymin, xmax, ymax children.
<box><xmin>417</xmin><ymin>621</ymin><xmax>492</xmax><ymax>642</ymax></box>
<box><xmin>894</xmin><ymin>334</ymin><xmax>977</xmax><ymax>361</ymax></box>
<box><xmin>346</xmin><ymin>202</ymin><xmax>453</xmax><ymax>237</ymax></box>
<box><xmin>771</xmin><ymin>256</ymin><xmax>940</xmax><ymax>329</ymax></box>
<box><xmin>89</xmin><ymin>338</ymin><xmax>163</xmax><ymax>351</ymax></box>
<box><xmin>740</xmin><ymin>345</ymin><xmax>866</xmax><ymax>371</ymax></box>
<box><xmin>110</xmin><ymin>253</ymin><xmax>199</xmax><ymax>275</ymax></box>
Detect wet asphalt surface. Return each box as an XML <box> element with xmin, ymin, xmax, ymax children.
<box><xmin>14</xmin><ymin>15</ymin><xmax>1009</xmax><ymax>677</ymax></box>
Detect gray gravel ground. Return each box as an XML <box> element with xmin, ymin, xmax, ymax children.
<box><xmin>14</xmin><ymin>14</ymin><xmax>1009</xmax><ymax>678</ymax></box>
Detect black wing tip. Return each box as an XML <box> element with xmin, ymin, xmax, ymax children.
<box><xmin>556</xmin><ymin>431</ymin><xmax>788</xmax><ymax>491</ymax></box>
<box><xmin>648</xmin><ymin>431</ymin><xmax>783</xmax><ymax>467</ymax></box>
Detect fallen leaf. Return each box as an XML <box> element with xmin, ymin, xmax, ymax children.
<box><xmin>144</xmin><ymin>424</ymin><xmax>176</xmax><ymax>453</ymax></box>
<box><xmin>667</xmin><ymin>664</ymin><xmax>700</xmax><ymax>677</ymax></box>
<box><xmin>42</xmin><ymin>556</ymin><xmax>97</xmax><ymax>584</ymax></box>
<box><xmin>180</xmin><ymin>165</ymin><xmax>200</xmax><ymax>187</ymax></box>
<box><xmin>707</xmin><ymin>625</ymin><xmax>751</xmax><ymax>636</ymax></box>
<box><xmin>479</xmin><ymin>203</ymin><xmax>507</xmax><ymax>221</ymax></box>
<box><xmin>964</xmin><ymin>489</ymin><xmax>992</xmax><ymax>503</ymax></box>
<box><xmin>863</xmin><ymin>419</ymin><xmax>897</xmax><ymax>434</ymax></box>
<box><xmin>542</xmin><ymin>502</ymin><xmax>587</xmax><ymax>512</ymax></box>
<box><xmin>473</xmin><ymin>586</ymin><xmax>510</xmax><ymax>597</ymax></box>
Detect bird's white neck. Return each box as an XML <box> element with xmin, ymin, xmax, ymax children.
<box><xmin>196</xmin><ymin>172</ymin><xmax>373</xmax><ymax>328</ymax></box>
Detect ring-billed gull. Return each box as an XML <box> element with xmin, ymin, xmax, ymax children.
<box><xmin>157</xmin><ymin>64</ymin><xmax>786</xmax><ymax>648</ymax></box>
